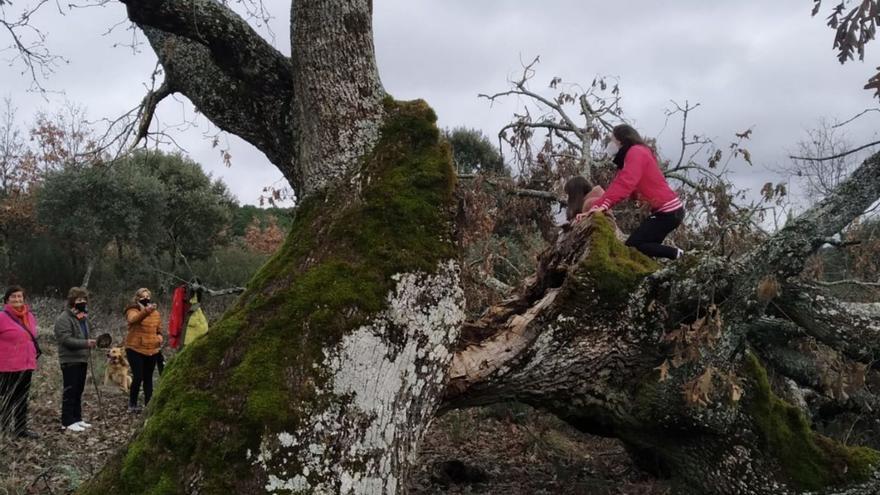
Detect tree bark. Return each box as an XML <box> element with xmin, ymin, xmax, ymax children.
<box><xmin>290</xmin><ymin>0</ymin><xmax>386</xmax><ymax>195</ymax></box>
<box><xmin>79</xmin><ymin>1</ymin><xmax>880</xmax><ymax>494</ymax></box>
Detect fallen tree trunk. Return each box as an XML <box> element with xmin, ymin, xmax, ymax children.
<box><xmin>444</xmin><ymin>153</ymin><xmax>880</xmax><ymax>494</ymax></box>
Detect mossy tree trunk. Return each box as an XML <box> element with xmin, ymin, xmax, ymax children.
<box><xmin>84</xmin><ymin>1</ymin><xmax>463</xmax><ymax>494</ymax></box>
<box><xmin>81</xmin><ymin>1</ymin><xmax>880</xmax><ymax>494</ymax></box>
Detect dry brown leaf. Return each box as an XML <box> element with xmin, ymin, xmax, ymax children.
<box><xmin>655</xmin><ymin>360</ymin><xmax>671</xmax><ymax>382</ymax></box>
<box><xmin>683</xmin><ymin>367</ymin><xmax>715</xmax><ymax>407</ymax></box>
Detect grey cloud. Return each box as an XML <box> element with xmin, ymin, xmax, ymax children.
<box><xmin>1</xmin><ymin>0</ymin><xmax>877</xmax><ymax>207</ymax></box>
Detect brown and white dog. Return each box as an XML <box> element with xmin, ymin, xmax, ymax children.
<box><xmin>104</xmin><ymin>346</ymin><xmax>132</xmax><ymax>392</ymax></box>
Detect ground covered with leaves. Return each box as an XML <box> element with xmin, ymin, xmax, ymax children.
<box><xmin>409</xmin><ymin>404</ymin><xmax>669</xmax><ymax>495</ymax></box>
<box><xmin>0</xmin><ymin>298</ymin><xmax>666</xmax><ymax>494</ymax></box>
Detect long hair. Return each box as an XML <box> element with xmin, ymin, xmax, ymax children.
<box><xmin>612</xmin><ymin>124</ymin><xmax>648</xmax><ymax>148</ymax></box>
<box><xmin>123</xmin><ymin>287</ymin><xmax>151</xmax><ymax>312</ymax></box>
<box><xmin>564</xmin><ymin>176</ymin><xmax>591</xmax><ymax>221</ymax></box>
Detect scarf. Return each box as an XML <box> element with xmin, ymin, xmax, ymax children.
<box><xmin>613</xmin><ymin>144</ymin><xmax>633</xmax><ymax>170</ymax></box>
<box><xmin>6</xmin><ymin>305</ymin><xmax>32</xmax><ymax>331</ymax></box>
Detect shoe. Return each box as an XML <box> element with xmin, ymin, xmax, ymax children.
<box><xmin>128</xmin><ymin>405</ymin><xmax>142</xmax><ymax>414</ymax></box>
<box><xmin>16</xmin><ymin>429</ymin><xmax>40</xmax><ymax>439</ymax></box>
<box><xmin>63</xmin><ymin>423</ymin><xmax>86</xmax><ymax>432</ymax></box>
<box><xmin>675</xmin><ymin>248</ymin><xmax>685</xmax><ymax>259</ymax></box>
<box><xmin>75</xmin><ymin>421</ymin><xmax>92</xmax><ymax>428</ymax></box>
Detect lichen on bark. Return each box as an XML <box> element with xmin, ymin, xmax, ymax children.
<box><xmin>79</xmin><ymin>99</ymin><xmax>461</xmax><ymax>494</ymax></box>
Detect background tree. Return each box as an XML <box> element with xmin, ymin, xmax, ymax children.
<box><xmin>129</xmin><ymin>150</ymin><xmax>237</xmax><ymax>270</ymax></box>
<box><xmin>243</xmin><ymin>215</ymin><xmax>285</xmax><ymax>255</ymax></box>
<box><xmin>0</xmin><ymin>98</ymin><xmax>39</xmax><ymax>273</ymax></box>
<box><xmin>36</xmin><ymin>160</ymin><xmax>165</xmax><ymax>286</ymax></box>
<box><xmin>445</xmin><ymin>127</ymin><xmax>507</xmax><ymax>176</ymax></box>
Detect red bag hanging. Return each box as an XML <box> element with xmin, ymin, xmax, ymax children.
<box><xmin>168</xmin><ymin>285</ymin><xmax>188</xmax><ymax>349</ymax></box>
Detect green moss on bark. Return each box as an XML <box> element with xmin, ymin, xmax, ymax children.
<box><xmin>744</xmin><ymin>352</ymin><xmax>880</xmax><ymax>490</ymax></box>
<box><xmin>78</xmin><ymin>99</ymin><xmax>457</xmax><ymax>494</ymax></box>
<box><xmin>580</xmin><ymin>214</ymin><xmax>659</xmax><ymax>303</ymax></box>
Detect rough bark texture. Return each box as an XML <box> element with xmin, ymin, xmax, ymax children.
<box><xmin>123</xmin><ymin>0</ymin><xmax>294</xmax><ymax>173</ymax></box>
<box><xmin>81</xmin><ymin>100</ymin><xmax>462</xmax><ymax>494</ymax></box>
<box><xmin>290</xmin><ymin>0</ymin><xmax>386</xmax><ymax>195</ymax></box>
<box><xmin>79</xmin><ymin>1</ymin><xmax>880</xmax><ymax>493</ymax></box>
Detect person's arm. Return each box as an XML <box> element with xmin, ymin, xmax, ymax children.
<box><xmin>53</xmin><ymin>314</ymin><xmax>90</xmax><ymax>350</ymax></box>
<box><xmin>592</xmin><ymin>151</ymin><xmax>645</xmax><ymax>212</ymax></box>
<box><xmin>126</xmin><ymin>307</ymin><xmax>149</xmax><ymax>324</ymax></box>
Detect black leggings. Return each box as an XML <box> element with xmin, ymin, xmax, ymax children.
<box><xmin>126</xmin><ymin>349</ymin><xmax>157</xmax><ymax>407</ymax></box>
<box><xmin>625</xmin><ymin>208</ymin><xmax>684</xmax><ymax>259</ymax></box>
<box><xmin>0</xmin><ymin>370</ymin><xmax>32</xmax><ymax>432</ymax></box>
<box><xmin>60</xmin><ymin>363</ymin><xmax>87</xmax><ymax>427</ymax></box>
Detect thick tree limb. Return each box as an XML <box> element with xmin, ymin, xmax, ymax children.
<box><xmin>121</xmin><ymin>0</ymin><xmax>300</xmax><ymax>187</ymax></box>
<box><xmin>141</xmin><ymin>27</ymin><xmax>294</xmax><ymax>172</ymax></box>
<box><xmin>736</xmin><ymin>151</ymin><xmax>880</xmax><ymax>283</ymax></box>
<box><xmin>789</xmin><ymin>140</ymin><xmax>880</xmax><ymax>162</ymax></box>
<box><xmin>120</xmin><ymin>0</ymin><xmax>292</xmax><ymax>92</ymax></box>
<box><xmin>776</xmin><ymin>282</ymin><xmax>880</xmax><ymax>363</ymax></box>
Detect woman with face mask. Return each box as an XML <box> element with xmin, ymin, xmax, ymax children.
<box><xmin>53</xmin><ymin>286</ymin><xmax>97</xmax><ymax>432</ymax></box>
<box><xmin>0</xmin><ymin>285</ymin><xmax>41</xmax><ymax>438</ymax></box>
<box><xmin>124</xmin><ymin>288</ymin><xmax>163</xmax><ymax>413</ymax></box>
<box><xmin>577</xmin><ymin>124</ymin><xmax>685</xmax><ymax>260</ymax></box>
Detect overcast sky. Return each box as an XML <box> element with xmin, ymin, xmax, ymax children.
<box><xmin>2</xmin><ymin>0</ymin><xmax>878</xmax><ymax>208</ymax></box>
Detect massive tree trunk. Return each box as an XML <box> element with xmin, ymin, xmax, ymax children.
<box><xmin>81</xmin><ymin>1</ymin><xmax>880</xmax><ymax>494</ymax></box>
<box><xmin>86</xmin><ymin>1</ymin><xmax>461</xmax><ymax>494</ymax></box>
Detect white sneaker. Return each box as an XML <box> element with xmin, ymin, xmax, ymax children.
<box><xmin>75</xmin><ymin>421</ymin><xmax>92</xmax><ymax>428</ymax></box>
<box><xmin>64</xmin><ymin>423</ymin><xmax>85</xmax><ymax>432</ymax></box>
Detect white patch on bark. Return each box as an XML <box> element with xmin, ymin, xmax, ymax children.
<box><xmin>254</xmin><ymin>260</ymin><xmax>464</xmax><ymax>494</ymax></box>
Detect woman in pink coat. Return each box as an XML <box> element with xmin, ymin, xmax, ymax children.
<box><xmin>578</xmin><ymin>124</ymin><xmax>685</xmax><ymax>259</ymax></box>
<box><xmin>0</xmin><ymin>285</ymin><xmax>40</xmax><ymax>438</ymax></box>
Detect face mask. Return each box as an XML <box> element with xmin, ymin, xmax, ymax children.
<box><xmin>74</xmin><ymin>302</ymin><xmax>88</xmax><ymax>313</ymax></box>
<box><xmin>139</xmin><ymin>298</ymin><xmax>152</xmax><ymax>306</ymax></box>
<box><xmin>605</xmin><ymin>140</ymin><xmax>620</xmax><ymax>156</ymax></box>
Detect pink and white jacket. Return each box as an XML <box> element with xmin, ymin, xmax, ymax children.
<box><xmin>0</xmin><ymin>307</ymin><xmax>38</xmax><ymax>372</ymax></box>
<box><xmin>594</xmin><ymin>144</ymin><xmax>682</xmax><ymax>213</ymax></box>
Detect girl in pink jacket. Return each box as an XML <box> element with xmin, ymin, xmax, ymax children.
<box><xmin>0</xmin><ymin>285</ymin><xmax>40</xmax><ymax>438</ymax></box>
<box><xmin>578</xmin><ymin>124</ymin><xmax>684</xmax><ymax>259</ymax></box>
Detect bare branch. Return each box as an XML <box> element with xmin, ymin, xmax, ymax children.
<box><xmin>812</xmin><ymin>278</ymin><xmax>880</xmax><ymax>288</ymax></box>
<box><xmin>0</xmin><ymin>0</ymin><xmax>66</xmax><ymax>91</ymax></box>
<box><xmin>457</xmin><ymin>173</ymin><xmax>565</xmax><ymax>206</ymax></box>
<box><xmin>132</xmin><ymin>80</ymin><xmax>173</xmax><ymax>148</ymax></box>
<box><xmin>789</xmin><ymin>139</ymin><xmax>880</xmax><ymax>162</ymax></box>
<box><xmin>833</xmin><ymin>107</ymin><xmax>880</xmax><ymax>128</ymax></box>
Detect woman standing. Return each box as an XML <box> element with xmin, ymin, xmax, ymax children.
<box><xmin>579</xmin><ymin>124</ymin><xmax>685</xmax><ymax>259</ymax></box>
<box><xmin>0</xmin><ymin>286</ymin><xmax>40</xmax><ymax>438</ymax></box>
<box><xmin>53</xmin><ymin>287</ymin><xmax>96</xmax><ymax>433</ymax></box>
<box><xmin>124</xmin><ymin>288</ymin><xmax>162</xmax><ymax>413</ymax></box>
